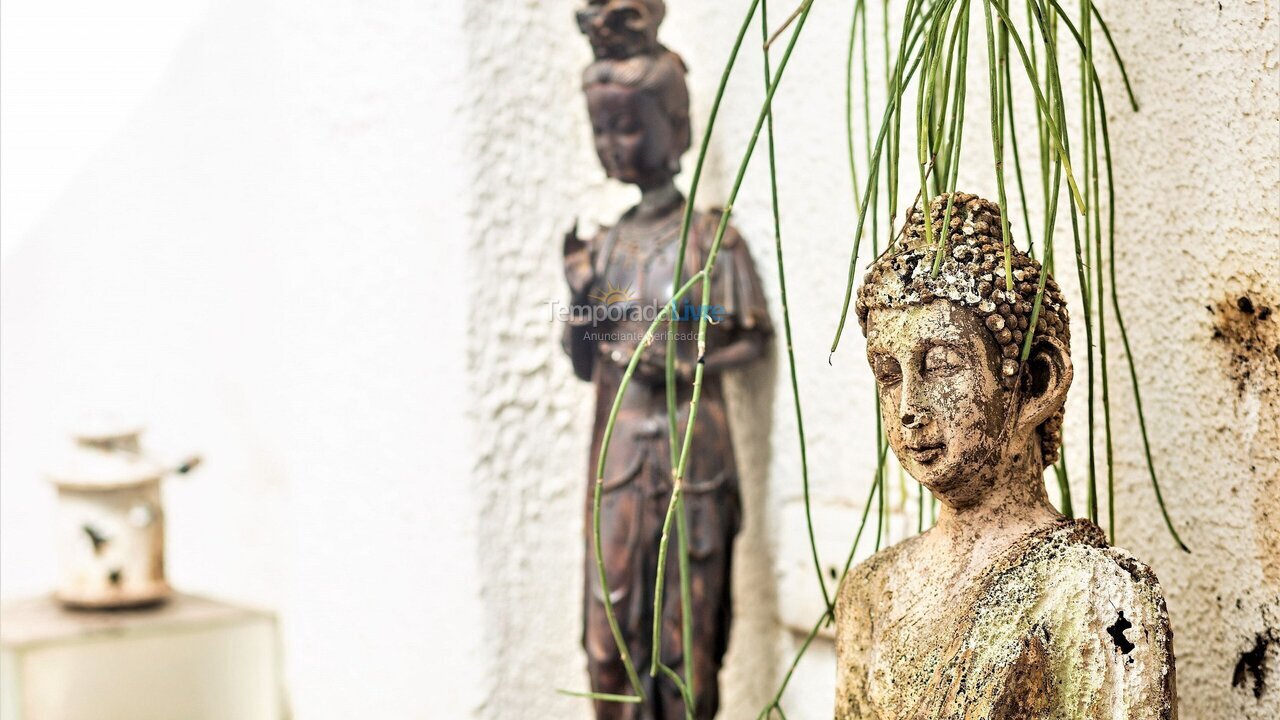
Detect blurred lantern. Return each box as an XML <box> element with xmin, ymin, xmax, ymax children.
<box><xmin>45</xmin><ymin>423</ymin><xmax>200</xmax><ymax>609</ymax></box>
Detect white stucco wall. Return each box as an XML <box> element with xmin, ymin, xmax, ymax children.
<box><xmin>1100</xmin><ymin>3</ymin><xmax>1279</xmax><ymax>717</ymax></box>
<box><xmin>1</xmin><ymin>1</ymin><xmax>1275</xmax><ymax>719</ymax></box>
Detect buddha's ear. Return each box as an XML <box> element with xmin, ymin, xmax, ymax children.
<box><xmin>1018</xmin><ymin>335</ymin><xmax>1073</xmax><ymax>427</ymax></box>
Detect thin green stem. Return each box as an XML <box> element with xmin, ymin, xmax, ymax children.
<box><xmin>889</xmin><ymin>0</ymin><xmax>934</xmax><ymax>247</ymax></box>
<box><xmin>667</xmin><ymin>0</ymin><xmax>763</xmax><ymax>467</ymax></box>
<box><xmin>676</xmin><ymin>494</ymin><xmax>695</xmax><ymax>697</ymax></box>
<box><xmin>1079</xmin><ymin>0</ymin><xmax>1115</xmax><ymax>544</ymax></box>
<box><xmin>988</xmin><ymin>0</ymin><xmax>1086</xmax><ymax>214</ymax></box>
<box><xmin>592</xmin><ymin>271</ymin><xmax>708</xmax><ymax>704</ymax></box>
<box><xmin>1027</xmin><ymin>0</ymin><xmax>1050</xmax><ymax>241</ymax></box>
<box><xmin>1001</xmin><ymin>21</ymin><xmax>1034</xmax><ymax>258</ymax></box>
<box><xmin>657</xmin><ymin>663</ymin><xmax>695</xmax><ymax>720</ymax></box>
<box><xmin>845</xmin><ymin>441</ymin><xmax>891</xmax><ymax>578</ymax></box>
<box><xmin>930</xmin><ymin>2</ymin><xmax>971</xmax><ymax>277</ymax></box>
<box><xmin>1042</xmin><ymin>0</ymin><xmax>1187</xmax><ymax>551</ymax></box>
<box><xmin>861</xmin><ymin>0</ymin><xmax>878</xmax><ymax>284</ymax></box>
<box><xmin>647</xmin><ymin>0</ymin><xmax>762</xmax><ymax>707</ymax></box>
<box><xmin>1011</xmin><ymin>0</ymin><xmax>1096</xmax><ymax>524</ymax></box>
<box><xmin>674</xmin><ymin>0</ymin><xmax>819</xmax><ymax>484</ymax></box>
<box><xmin>917</xmin><ymin>481</ymin><xmax>925</xmax><ymax>533</ymax></box>
<box><xmin>1090</xmin><ymin>1</ymin><xmax>1138</xmax><ymax>111</ymax></box>
<box><xmin>758</xmin><ymin>442</ymin><xmax>888</xmax><ymax>717</ymax></box>
<box><xmin>660</xmin><ymin>3</ymin><xmax>821</xmax><ymax>711</ymax></box>
<box><xmin>931</xmin><ymin>3</ymin><xmax>967</xmax><ymax>190</ymax></box>
<box><xmin>830</xmin><ymin>3</ymin><xmax>936</xmax><ymax>355</ymax></box>
<box><xmin>1020</xmin><ymin>160</ymin><xmax>1061</xmax><ymax>361</ymax></box>
<box><xmin>755</xmin><ymin>610</ymin><xmax>826</xmax><ymax>720</ymax></box>
<box><xmin>846</xmin><ymin>0</ymin><xmax>865</xmax><ymax>216</ymax></box>
<box><xmin>916</xmin><ymin>0</ymin><xmax>961</xmax><ymax>251</ymax></box>
<box><xmin>651</xmin><ymin>480</ymin><xmax>684</xmax><ymax>676</ymax></box>
<box><xmin>1056</xmin><ymin>439</ymin><xmax>1073</xmax><ymax>517</ymax></box>
<box><xmin>875</xmin><ymin>447</ymin><xmax>887</xmax><ymax>551</ymax></box>
<box><xmin>981</xmin><ymin>0</ymin><xmax>1014</xmax><ymax>290</ymax></box>
<box><xmin>556</xmin><ymin>689</ymin><xmax>643</xmax><ymax>704</ymax></box>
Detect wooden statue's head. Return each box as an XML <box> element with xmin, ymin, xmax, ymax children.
<box><xmin>582</xmin><ymin>50</ymin><xmax>691</xmax><ymax>190</ymax></box>
<box><xmin>577</xmin><ymin>0</ymin><xmax>666</xmax><ymax>60</ymax></box>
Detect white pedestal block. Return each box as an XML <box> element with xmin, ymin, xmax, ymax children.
<box><xmin>1</xmin><ymin>594</ymin><xmax>284</xmax><ymax>720</ymax></box>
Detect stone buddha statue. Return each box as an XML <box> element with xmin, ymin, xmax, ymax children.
<box><xmin>835</xmin><ymin>193</ymin><xmax>1177</xmax><ymax>719</ymax></box>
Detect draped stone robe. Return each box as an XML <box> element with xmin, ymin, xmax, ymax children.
<box><xmin>835</xmin><ymin>519</ymin><xmax>1178</xmax><ymax>719</ymax></box>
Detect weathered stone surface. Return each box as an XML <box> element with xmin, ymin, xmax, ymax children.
<box><xmin>835</xmin><ymin>519</ymin><xmax>1177</xmax><ymax>719</ymax></box>
<box><xmin>837</xmin><ymin>194</ymin><xmax>1177</xmax><ymax>718</ymax></box>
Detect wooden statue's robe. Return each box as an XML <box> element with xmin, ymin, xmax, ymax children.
<box><xmin>564</xmin><ymin>207</ymin><xmax>772</xmax><ymax>719</ymax></box>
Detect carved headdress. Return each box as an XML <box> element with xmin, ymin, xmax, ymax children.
<box><xmin>576</xmin><ymin>0</ymin><xmax>667</xmax><ymax>59</ymax></box>
<box><xmin>579</xmin><ymin>0</ymin><xmax>691</xmax><ymax>172</ymax></box>
<box><xmin>856</xmin><ymin>193</ymin><xmax>1070</xmax><ymax>465</ymax></box>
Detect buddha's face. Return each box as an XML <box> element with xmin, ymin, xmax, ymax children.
<box><xmin>585</xmin><ymin>83</ymin><xmax>677</xmax><ymax>189</ymax></box>
<box><xmin>866</xmin><ymin>301</ymin><xmax>1011</xmax><ymax>506</ymax></box>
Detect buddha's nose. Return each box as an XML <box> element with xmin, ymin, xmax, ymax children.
<box><xmin>899</xmin><ymin>379</ymin><xmax>932</xmax><ymax>428</ymax></box>
<box><xmin>899</xmin><ymin>393</ymin><xmax>932</xmax><ymax>428</ymax></box>
<box><xmin>901</xmin><ymin>410</ymin><xmax>931</xmax><ymax>429</ymax></box>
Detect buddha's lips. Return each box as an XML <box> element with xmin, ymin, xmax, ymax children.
<box><xmin>907</xmin><ymin>441</ymin><xmax>945</xmax><ymax>463</ymax></box>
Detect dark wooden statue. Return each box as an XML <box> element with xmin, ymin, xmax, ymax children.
<box><xmin>563</xmin><ymin>3</ymin><xmax>772</xmax><ymax>718</ymax></box>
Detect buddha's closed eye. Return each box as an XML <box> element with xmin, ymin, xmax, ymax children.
<box><xmin>870</xmin><ymin>354</ymin><xmax>902</xmax><ymax>386</ymax></box>
<box><xmin>923</xmin><ymin>345</ymin><xmax>963</xmax><ymax>375</ymax></box>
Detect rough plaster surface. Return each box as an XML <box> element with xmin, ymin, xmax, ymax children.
<box><xmin>0</xmin><ymin>0</ymin><xmax>1274</xmax><ymax>718</ymax></box>
<box><xmin>1098</xmin><ymin>2</ymin><xmax>1280</xmax><ymax>717</ymax></box>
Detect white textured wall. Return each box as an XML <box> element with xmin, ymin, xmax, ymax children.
<box><xmin>1</xmin><ymin>1</ymin><xmax>1275</xmax><ymax>719</ymax></box>
<box><xmin>1100</xmin><ymin>2</ymin><xmax>1279</xmax><ymax>717</ymax></box>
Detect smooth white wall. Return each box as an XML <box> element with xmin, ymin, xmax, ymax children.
<box><xmin>0</xmin><ymin>0</ymin><xmax>485</xmax><ymax>717</ymax></box>
<box><xmin>0</xmin><ymin>0</ymin><xmax>213</xmax><ymax>255</ymax></box>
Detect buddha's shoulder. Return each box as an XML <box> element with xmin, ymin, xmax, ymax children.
<box><xmin>1004</xmin><ymin>518</ymin><xmax>1172</xmax><ymax>621</ymax></box>
<box><xmin>836</xmin><ymin>533</ymin><xmax>928</xmax><ymax>614</ymax></box>
<box><xmin>1031</xmin><ymin>519</ymin><xmax>1165</xmax><ymax>585</ymax></box>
